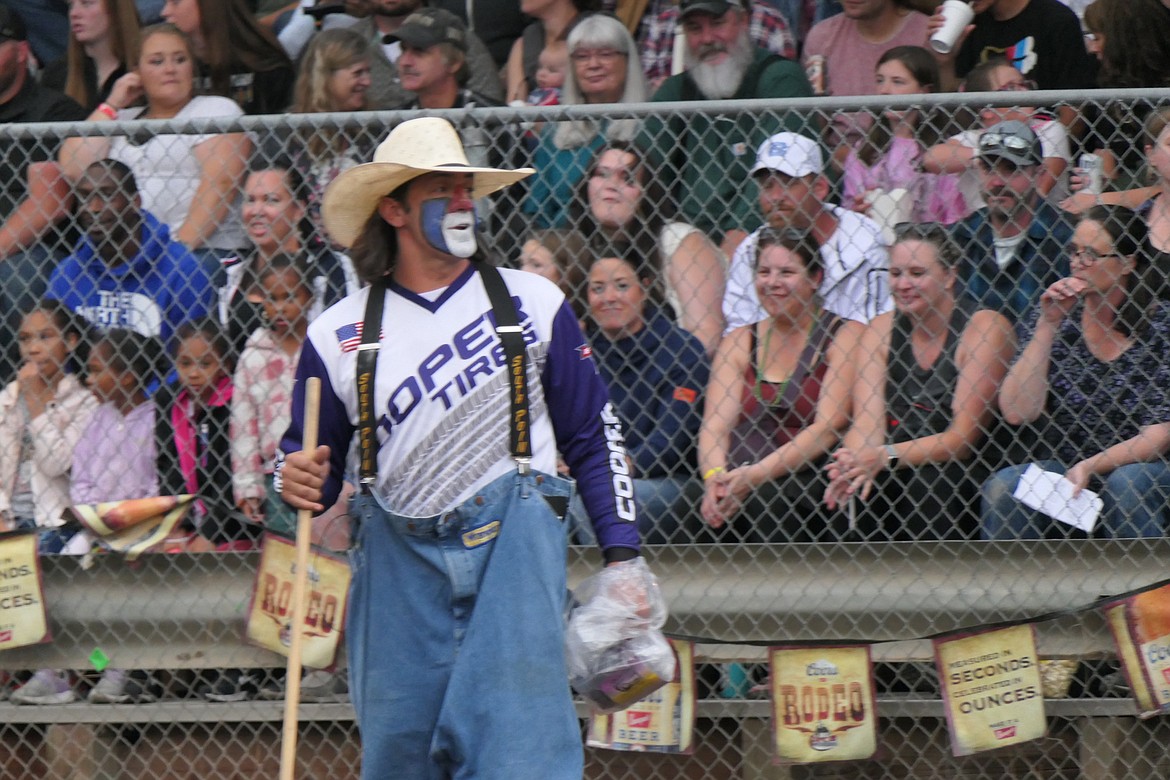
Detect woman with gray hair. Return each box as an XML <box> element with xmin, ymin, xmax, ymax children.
<box><xmin>521</xmin><ymin>13</ymin><xmax>648</xmax><ymax>229</ymax></box>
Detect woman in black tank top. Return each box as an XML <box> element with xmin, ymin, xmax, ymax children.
<box><xmin>825</xmin><ymin>223</ymin><xmax>1015</xmax><ymax>540</ymax></box>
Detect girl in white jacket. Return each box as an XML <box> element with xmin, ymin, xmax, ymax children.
<box><xmin>0</xmin><ymin>299</ymin><xmax>97</xmax><ymax>549</ymax></box>
<box><xmin>3</xmin><ymin>300</ymin><xmax>98</xmax><ymax>707</ymax></box>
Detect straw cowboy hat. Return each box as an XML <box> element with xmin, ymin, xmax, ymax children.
<box><xmin>321</xmin><ymin>117</ymin><xmax>535</xmax><ymax>248</ymax></box>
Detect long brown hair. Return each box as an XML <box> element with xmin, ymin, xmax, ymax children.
<box><xmin>857</xmin><ymin>46</ymin><xmax>940</xmax><ymax>167</ymax></box>
<box><xmin>195</xmin><ymin>0</ymin><xmax>290</xmax><ymax>96</ymax></box>
<box><xmin>64</xmin><ymin>0</ymin><xmax>142</xmax><ymax>109</ymax></box>
<box><xmin>291</xmin><ymin>28</ymin><xmax>373</xmax><ymax>160</ymax></box>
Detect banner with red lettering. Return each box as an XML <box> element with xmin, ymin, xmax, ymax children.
<box><xmin>1102</xmin><ymin>582</ymin><xmax>1170</xmax><ymax>718</ymax></box>
<box><xmin>936</xmin><ymin>624</ymin><xmax>1045</xmax><ymax>756</ymax></box>
<box><xmin>769</xmin><ymin>645</ymin><xmax>877</xmax><ymax>763</ymax></box>
<box><xmin>0</xmin><ymin>532</ymin><xmax>48</xmax><ymax>650</ymax></box>
<box><xmin>586</xmin><ymin>639</ymin><xmax>696</xmax><ymax>754</ymax></box>
<box><xmin>245</xmin><ymin>532</ymin><xmax>351</xmax><ymax>668</ymax></box>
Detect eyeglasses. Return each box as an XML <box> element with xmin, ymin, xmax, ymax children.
<box><xmin>570</xmin><ymin>48</ymin><xmax>627</xmax><ymax>64</ymax></box>
<box><xmin>1070</xmin><ymin>246</ymin><xmax>1123</xmax><ymax>265</ymax></box>
<box><xmin>995</xmin><ymin>78</ymin><xmax>1037</xmax><ymax>92</ymax></box>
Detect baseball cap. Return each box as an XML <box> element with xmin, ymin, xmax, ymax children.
<box><xmin>750</xmin><ymin>132</ymin><xmax>824</xmax><ymax>178</ymax></box>
<box><xmin>384</xmin><ymin>8</ymin><xmax>467</xmax><ymax>52</ymax></box>
<box><xmin>977</xmin><ymin>120</ymin><xmax>1043</xmax><ymax>168</ymax></box>
<box><xmin>679</xmin><ymin>0</ymin><xmax>748</xmax><ymax>21</ymax></box>
<box><xmin>0</xmin><ymin>6</ymin><xmax>27</xmax><ymax>43</ymax></box>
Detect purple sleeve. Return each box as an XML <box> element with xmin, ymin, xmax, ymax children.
<box><xmin>276</xmin><ymin>338</ymin><xmax>352</xmax><ymax>511</ymax></box>
<box><xmin>70</xmin><ymin>417</ymin><xmax>100</xmax><ymax>505</ymax></box>
<box><xmin>542</xmin><ymin>303</ymin><xmax>640</xmax><ymax>556</ymax></box>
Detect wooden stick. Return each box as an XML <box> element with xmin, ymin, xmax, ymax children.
<box><xmin>280</xmin><ymin>376</ymin><xmax>321</xmax><ymax>780</ymax></box>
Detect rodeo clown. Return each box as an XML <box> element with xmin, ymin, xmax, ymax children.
<box><xmin>277</xmin><ymin>117</ymin><xmax>642</xmax><ymax>779</ymax></box>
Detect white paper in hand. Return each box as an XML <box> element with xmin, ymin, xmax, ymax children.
<box><xmin>1011</xmin><ymin>463</ymin><xmax>1103</xmax><ymax>533</ymax></box>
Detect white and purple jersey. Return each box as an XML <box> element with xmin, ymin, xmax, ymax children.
<box><xmin>278</xmin><ymin>264</ymin><xmax>639</xmax><ymax>555</ymax></box>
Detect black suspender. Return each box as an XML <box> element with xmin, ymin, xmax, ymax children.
<box><xmin>356</xmin><ymin>281</ymin><xmax>385</xmax><ymax>492</ymax></box>
<box><xmin>477</xmin><ymin>262</ymin><xmax>532</xmax><ymax>472</ymax></box>
<box><xmin>354</xmin><ymin>265</ymin><xmax>533</xmax><ymax>493</ymax></box>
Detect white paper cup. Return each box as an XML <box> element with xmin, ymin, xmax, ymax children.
<box><xmin>930</xmin><ymin>0</ymin><xmax>975</xmax><ymax>55</ymax></box>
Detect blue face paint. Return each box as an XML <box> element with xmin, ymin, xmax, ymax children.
<box><xmin>421</xmin><ymin>197</ymin><xmax>478</xmax><ymax>258</ymax></box>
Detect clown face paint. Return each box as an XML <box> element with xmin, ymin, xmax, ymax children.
<box><xmin>420</xmin><ymin>197</ymin><xmax>478</xmax><ymax>258</ymax></box>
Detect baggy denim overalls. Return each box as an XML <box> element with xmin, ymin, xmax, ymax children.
<box><xmin>347</xmin><ymin>469</ymin><xmax>581</xmax><ymax>780</ymax></box>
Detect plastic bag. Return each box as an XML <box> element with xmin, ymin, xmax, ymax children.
<box><xmin>565</xmin><ymin>557</ymin><xmax>677</xmax><ymax>713</ymax></box>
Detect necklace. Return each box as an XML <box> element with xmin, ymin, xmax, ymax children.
<box><xmin>753</xmin><ymin>312</ymin><xmax>817</xmax><ymax>407</ymax></box>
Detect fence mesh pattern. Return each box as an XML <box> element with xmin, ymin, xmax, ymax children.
<box><xmin>1</xmin><ymin>91</ymin><xmax>1169</xmax><ymax>779</ymax></box>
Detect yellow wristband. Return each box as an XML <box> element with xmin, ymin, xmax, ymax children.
<box><xmin>702</xmin><ymin>467</ymin><xmax>724</xmax><ymax>481</ymax></box>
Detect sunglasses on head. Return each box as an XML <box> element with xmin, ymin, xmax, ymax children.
<box><xmin>979</xmin><ymin>132</ymin><xmax>1034</xmax><ymax>154</ymax></box>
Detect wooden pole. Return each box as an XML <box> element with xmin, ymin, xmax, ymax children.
<box><xmin>280</xmin><ymin>376</ymin><xmax>321</xmax><ymax>780</ymax></box>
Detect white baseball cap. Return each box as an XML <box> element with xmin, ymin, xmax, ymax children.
<box><xmin>749</xmin><ymin>132</ymin><xmax>824</xmax><ymax>178</ymax></box>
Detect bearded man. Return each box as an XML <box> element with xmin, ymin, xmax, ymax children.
<box><xmin>639</xmin><ymin>0</ymin><xmax>812</xmax><ymax>257</ymax></box>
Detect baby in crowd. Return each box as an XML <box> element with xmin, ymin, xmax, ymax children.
<box><xmin>528</xmin><ymin>41</ymin><xmax>568</xmax><ymax>107</ymax></box>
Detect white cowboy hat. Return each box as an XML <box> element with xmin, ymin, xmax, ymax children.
<box><xmin>321</xmin><ymin>117</ymin><xmax>535</xmax><ymax>248</ymax></box>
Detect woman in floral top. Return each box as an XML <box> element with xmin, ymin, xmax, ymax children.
<box><xmin>982</xmin><ymin>206</ymin><xmax>1170</xmax><ymax>538</ymax></box>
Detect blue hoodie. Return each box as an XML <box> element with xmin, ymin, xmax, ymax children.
<box><xmin>47</xmin><ymin>211</ymin><xmax>215</xmax><ymax>345</ymax></box>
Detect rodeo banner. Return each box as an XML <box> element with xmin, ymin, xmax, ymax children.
<box><xmin>770</xmin><ymin>645</ymin><xmax>877</xmax><ymax>763</ymax></box>
<box><xmin>246</xmin><ymin>532</ymin><xmax>351</xmax><ymax>669</ymax></box>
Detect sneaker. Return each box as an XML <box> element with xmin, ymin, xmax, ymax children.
<box><xmin>256</xmin><ymin>673</ymin><xmax>285</xmax><ymax>701</ymax></box>
<box><xmin>300</xmin><ymin>670</ymin><xmax>349</xmax><ymax>703</ymax></box>
<box><xmin>201</xmin><ymin>670</ymin><xmax>257</xmax><ymax>702</ymax></box>
<box><xmin>88</xmin><ymin>669</ymin><xmax>162</xmax><ymax>704</ymax></box>
<box><xmin>10</xmin><ymin>669</ymin><xmax>78</xmax><ymax>705</ymax></box>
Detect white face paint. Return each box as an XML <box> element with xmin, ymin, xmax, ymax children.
<box><xmin>439</xmin><ymin>209</ymin><xmax>477</xmax><ymax>257</ymax></box>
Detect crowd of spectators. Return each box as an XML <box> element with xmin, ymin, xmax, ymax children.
<box><xmin>2</xmin><ymin>0</ymin><xmax>1170</xmax><ymax>704</ymax></box>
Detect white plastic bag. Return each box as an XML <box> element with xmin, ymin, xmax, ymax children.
<box><xmin>564</xmin><ymin>557</ymin><xmax>677</xmax><ymax>713</ymax></box>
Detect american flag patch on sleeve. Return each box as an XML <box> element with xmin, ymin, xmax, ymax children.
<box><xmin>335</xmin><ymin>323</ymin><xmax>383</xmax><ymax>353</ymax></box>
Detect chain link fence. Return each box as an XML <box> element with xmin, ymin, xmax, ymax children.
<box><xmin>1</xmin><ymin>89</ymin><xmax>1169</xmax><ymax>778</ymax></box>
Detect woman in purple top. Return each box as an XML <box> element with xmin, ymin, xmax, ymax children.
<box><xmin>982</xmin><ymin>206</ymin><xmax>1170</xmax><ymax>538</ymax></box>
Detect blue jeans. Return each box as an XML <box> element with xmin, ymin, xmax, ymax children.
<box><xmin>981</xmin><ymin>459</ymin><xmax>1170</xmax><ymax>539</ymax></box>
<box><xmin>347</xmin><ymin>470</ymin><xmax>582</xmax><ymax>780</ymax></box>
<box><xmin>569</xmin><ymin>474</ymin><xmax>699</xmax><ymax>545</ymax></box>
<box><xmin>14</xmin><ymin>517</ymin><xmax>76</xmax><ymax>554</ymax></box>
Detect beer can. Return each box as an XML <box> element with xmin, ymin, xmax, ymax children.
<box><xmin>1079</xmin><ymin>153</ymin><xmax>1104</xmax><ymax>195</ymax></box>
<box><xmin>805</xmin><ymin>55</ymin><xmax>826</xmax><ymax>96</ymax></box>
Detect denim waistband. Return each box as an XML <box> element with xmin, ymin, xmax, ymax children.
<box><xmin>357</xmin><ymin>470</ymin><xmax>573</xmax><ymax>539</ymax></box>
